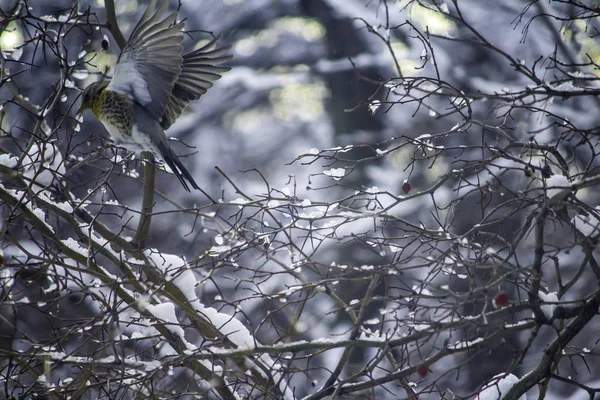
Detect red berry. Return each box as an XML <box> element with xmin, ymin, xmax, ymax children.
<box><xmin>402</xmin><ymin>182</ymin><xmax>411</xmax><ymax>193</ymax></box>
<box><xmin>417</xmin><ymin>364</ymin><xmax>429</xmax><ymax>377</ymax></box>
<box><xmin>493</xmin><ymin>292</ymin><xmax>509</xmax><ymax>308</ymax></box>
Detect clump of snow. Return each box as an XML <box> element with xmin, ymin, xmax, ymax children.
<box><xmin>144</xmin><ymin>250</ymin><xmax>197</xmax><ymax>302</ymax></box>
<box><xmin>0</xmin><ymin>267</ymin><xmax>15</xmax><ymax>294</ymax></box>
<box><xmin>369</xmin><ymin>100</ymin><xmax>381</xmax><ymax>114</ymax></box>
<box><xmin>448</xmin><ymin>337</ymin><xmax>484</xmax><ymax>350</ymax></box>
<box><xmin>30</xmin><ymin>207</ymin><xmax>53</xmax><ymax>233</ymax></box>
<box><xmin>0</xmin><ymin>153</ymin><xmax>18</xmax><ymax>168</ymax></box>
<box><xmin>300</xmin><ymin>198</ymin><xmax>312</xmax><ymax>207</ymax></box>
<box><xmin>389</xmin><ymin>244</ymin><xmax>402</xmax><ymax>253</ymax></box>
<box><xmin>538</xmin><ymin>291</ymin><xmax>558</xmax><ymax>319</ymax></box>
<box><xmin>61</xmin><ymin>238</ymin><xmax>88</xmax><ymax>257</ymax></box>
<box><xmin>230</xmin><ymin>198</ymin><xmax>248</xmax><ymax>206</ymax></box>
<box><xmin>144</xmin><ymin>302</ymin><xmax>185</xmax><ymax>339</ymax></box>
<box><xmin>0</xmin><ymin>186</ymin><xmax>55</xmax><ymax>233</ymax></box>
<box><xmin>22</xmin><ymin>142</ymin><xmax>65</xmax><ymax>187</ymax></box>
<box><xmin>36</xmin><ymin>190</ymin><xmax>74</xmax><ymax>213</ymax></box>
<box><xmin>477</xmin><ymin>373</ymin><xmax>526</xmax><ymax>399</ymax></box>
<box><xmin>545</xmin><ymin>175</ymin><xmax>570</xmax><ymax>200</ymax></box>
<box><xmin>208</xmin><ymin>245</ymin><xmax>232</xmax><ymax>256</ymax></box>
<box><xmin>323</xmin><ymin>168</ymin><xmax>346</xmax><ymax>180</ymax></box>
<box><xmin>297</xmin><ymin>210</ymin><xmax>325</xmax><ymax>219</ymax></box>
<box><xmin>572</xmin><ymin>209</ymin><xmax>600</xmax><ymax>238</ymax></box>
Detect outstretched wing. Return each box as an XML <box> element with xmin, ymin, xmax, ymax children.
<box><xmin>108</xmin><ymin>0</ymin><xmax>184</xmax><ymax>121</ymax></box>
<box><xmin>160</xmin><ymin>36</ymin><xmax>232</xmax><ymax>129</ymax></box>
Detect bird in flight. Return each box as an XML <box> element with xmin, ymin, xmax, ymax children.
<box><xmin>78</xmin><ymin>0</ymin><xmax>231</xmax><ymax>191</ymax></box>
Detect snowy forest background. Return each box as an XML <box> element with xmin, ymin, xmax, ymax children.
<box><xmin>1</xmin><ymin>0</ymin><xmax>600</xmax><ymax>399</ymax></box>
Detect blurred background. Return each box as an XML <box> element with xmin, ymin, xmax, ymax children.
<box><xmin>2</xmin><ymin>0</ymin><xmax>600</xmax><ymax>399</ymax></box>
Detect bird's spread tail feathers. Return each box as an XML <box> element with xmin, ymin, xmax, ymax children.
<box><xmin>156</xmin><ymin>141</ymin><xmax>200</xmax><ymax>192</ymax></box>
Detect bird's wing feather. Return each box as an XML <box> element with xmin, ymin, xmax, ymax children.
<box><xmin>160</xmin><ymin>36</ymin><xmax>232</xmax><ymax>129</ymax></box>
<box><xmin>108</xmin><ymin>0</ymin><xmax>184</xmax><ymax>121</ymax></box>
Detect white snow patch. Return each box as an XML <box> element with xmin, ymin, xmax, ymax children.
<box><xmin>61</xmin><ymin>238</ymin><xmax>88</xmax><ymax>257</ymax></box>
<box><xmin>23</xmin><ymin>142</ymin><xmax>65</xmax><ymax>187</ymax></box>
<box><xmin>323</xmin><ymin>168</ymin><xmax>346</xmax><ymax>180</ymax></box>
<box><xmin>230</xmin><ymin>198</ymin><xmax>248</xmax><ymax>205</ymax></box>
<box><xmin>144</xmin><ymin>250</ymin><xmax>197</xmax><ymax>302</ymax></box>
<box><xmin>0</xmin><ymin>154</ymin><xmax>17</xmax><ymax>168</ymax></box>
<box><xmin>300</xmin><ymin>198</ymin><xmax>312</xmax><ymax>207</ymax></box>
<box><xmin>545</xmin><ymin>175</ymin><xmax>570</xmax><ymax>200</ymax></box>
<box><xmin>572</xmin><ymin>210</ymin><xmax>600</xmax><ymax>238</ymax></box>
<box><xmin>145</xmin><ymin>302</ymin><xmax>185</xmax><ymax>339</ymax></box>
<box><xmin>448</xmin><ymin>337</ymin><xmax>484</xmax><ymax>350</ymax></box>
<box><xmin>477</xmin><ymin>373</ymin><xmax>526</xmax><ymax>399</ymax></box>
<box><xmin>538</xmin><ymin>291</ymin><xmax>558</xmax><ymax>319</ymax></box>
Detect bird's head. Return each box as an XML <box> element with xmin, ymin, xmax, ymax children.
<box><xmin>77</xmin><ymin>81</ymin><xmax>109</xmax><ymax>115</ymax></box>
